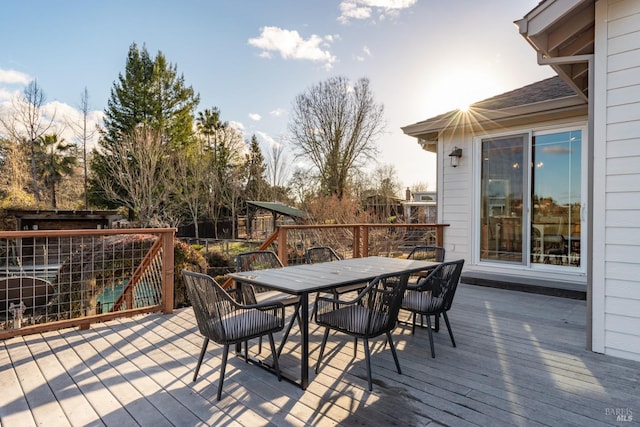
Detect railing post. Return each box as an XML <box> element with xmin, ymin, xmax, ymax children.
<box><xmin>436</xmin><ymin>225</ymin><xmax>444</xmax><ymax>248</ymax></box>
<box><xmin>278</xmin><ymin>227</ymin><xmax>288</xmax><ymax>266</ymax></box>
<box><xmin>362</xmin><ymin>225</ymin><xmax>369</xmax><ymax>258</ymax></box>
<box><xmin>162</xmin><ymin>229</ymin><xmax>175</xmax><ymax>314</ymax></box>
<box><xmin>353</xmin><ymin>226</ymin><xmax>360</xmax><ymax>258</ymax></box>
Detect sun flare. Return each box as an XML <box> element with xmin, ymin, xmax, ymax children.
<box><xmin>429</xmin><ymin>67</ymin><xmax>502</xmax><ymax>115</ymax></box>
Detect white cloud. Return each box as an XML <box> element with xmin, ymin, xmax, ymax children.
<box><xmin>270</xmin><ymin>108</ymin><xmax>286</xmax><ymax>117</ymax></box>
<box><xmin>338</xmin><ymin>0</ymin><xmax>417</xmax><ymax>23</ymax></box>
<box><xmin>0</xmin><ymin>68</ymin><xmax>31</xmax><ymax>85</ymax></box>
<box><xmin>229</xmin><ymin>120</ymin><xmax>245</xmax><ymax>132</ymax></box>
<box><xmin>42</xmin><ymin>100</ymin><xmax>104</xmax><ymax>150</ymax></box>
<box><xmin>0</xmin><ymin>87</ymin><xmax>18</xmax><ymax>103</ymax></box>
<box><xmin>248</xmin><ymin>26</ymin><xmax>337</xmax><ymax>70</ymax></box>
<box><xmin>0</xmin><ymin>68</ymin><xmax>31</xmax><ymax>105</ymax></box>
<box><xmin>256</xmin><ymin>131</ymin><xmax>280</xmax><ymax>148</ymax></box>
<box><xmin>339</xmin><ymin>2</ymin><xmax>372</xmax><ymax>22</ymax></box>
<box><xmin>248</xmin><ymin>113</ymin><xmax>262</xmax><ymax>121</ymax></box>
<box><xmin>354</xmin><ymin>45</ymin><xmax>372</xmax><ymax>62</ymax></box>
<box><xmin>0</xmin><ymin>96</ymin><xmax>104</xmax><ymax>151</ymax></box>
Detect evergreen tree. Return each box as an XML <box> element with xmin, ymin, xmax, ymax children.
<box><xmin>89</xmin><ymin>42</ymin><xmax>200</xmax><ymax>220</ymax></box>
<box><xmin>244</xmin><ymin>135</ymin><xmax>269</xmax><ymax>237</ymax></box>
<box><xmin>244</xmin><ymin>134</ymin><xmax>268</xmax><ymax>201</ymax></box>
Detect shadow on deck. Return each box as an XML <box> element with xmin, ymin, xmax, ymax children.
<box><xmin>1</xmin><ymin>284</ymin><xmax>637</xmax><ymax>426</ymax></box>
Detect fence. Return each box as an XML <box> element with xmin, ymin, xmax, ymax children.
<box><xmin>274</xmin><ymin>223</ymin><xmax>448</xmax><ymax>265</ymax></box>
<box><xmin>0</xmin><ymin>228</ymin><xmax>175</xmax><ymax>339</ymax></box>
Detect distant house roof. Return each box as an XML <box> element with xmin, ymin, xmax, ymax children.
<box><xmin>246</xmin><ymin>201</ymin><xmax>308</xmax><ymax>220</ymax></box>
<box><xmin>402</xmin><ymin>76</ymin><xmax>587</xmax><ymax>152</ymax></box>
<box><xmin>4</xmin><ymin>209</ymin><xmax>121</xmax><ymax>231</ymax></box>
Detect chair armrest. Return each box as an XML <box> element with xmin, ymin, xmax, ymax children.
<box><xmin>316</xmin><ymin>294</ymin><xmax>356</xmax><ymax>307</ymax></box>
<box><xmin>245</xmin><ymin>301</ymin><xmax>285</xmax><ymax>322</ymax></box>
<box><xmin>314</xmin><ymin>281</ymin><xmax>373</xmax><ymax>318</ymax></box>
<box><xmin>407</xmin><ymin>264</ymin><xmax>443</xmax><ymax>291</ymax></box>
<box><xmin>218</xmin><ymin>282</ymin><xmax>283</xmax><ymax>311</ymax></box>
<box><xmin>241</xmin><ymin>301</ymin><xmax>285</xmax><ymax>312</ymax></box>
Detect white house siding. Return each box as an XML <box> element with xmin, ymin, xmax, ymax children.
<box><xmin>595</xmin><ymin>0</ymin><xmax>640</xmax><ymax>361</ymax></box>
<box><xmin>438</xmin><ymin>129</ymin><xmax>473</xmax><ymax>262</ymax></box>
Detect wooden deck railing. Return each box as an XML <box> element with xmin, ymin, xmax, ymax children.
<box><xmin>0</xmin><ymin>228</ymin><xmax>175</xmax><ymax>339</ymax></box>
<box><xmin>275</xmin><ymin>223</ymin><xmax>448</xmax><ymax>265</ymax></box>
<box><xmin>1</xmin><ymin>224</ymin><xmax>447</xmax><ymax>334</ymax></box>
<box><xmin>221</xmin><ymin>223</ymin><xmax>447</xmax><ymax>288</ymax></box>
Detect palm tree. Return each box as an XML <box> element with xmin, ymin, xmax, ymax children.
<box><xmin>196</xmin><ymin>108</ymin><xmax>223</xmax><ymax>143</ymax></box>
<box><xmin>37</xmin><ymin>134</ymin><xmax>77</xmax><ymax>208</ymax></box>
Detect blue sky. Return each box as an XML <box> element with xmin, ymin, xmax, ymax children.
<box><xmin>0</xmin><ymin>0</ymin><xmax>553</xmax><ymax>191</ymax></box>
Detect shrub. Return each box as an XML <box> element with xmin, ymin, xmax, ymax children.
<box><xmin>174</xmin><ymin>239</ymin><xmax>208</xmax><ymax>308</ymax></box>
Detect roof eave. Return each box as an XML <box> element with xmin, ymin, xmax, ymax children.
<box><xmin>517</xmin><ymin>0</ymin><xmax>594</xmax><ymax>98</ymax></box>
<box><xmin>402</xmin><ymin>95</ymin><xmax>586</xmax><ymax>141</ymax></box>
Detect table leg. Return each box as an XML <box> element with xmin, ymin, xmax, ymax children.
<box><xmin>235</xmin><ymin>282</ymin><xmax>243</xmax><ymax>354</ymax></box>
<box><xmin>300</xmin><ymin>292</ymin><xmax>309</xmax><ymax>390</ymax></box>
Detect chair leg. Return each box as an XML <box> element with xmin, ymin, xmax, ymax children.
<box><xmin>217</xmin><ymin>344</ymin><xmax>230</xmax><ymax>401</ymax></box>
<box><xmin>193</xmin><ymin>337</ymin><xmax>209</xmax><ymax>382</ymax></box>
<box><xmin>315</xmin><ymin>328</ymin><xmax>330</xmax><ymax>374</ymax></box>
<box><xmin>267</xmin><ymin>333</ymin><xmax>282</xmax><ymax>382</ymax></box>
<box><xmin>311</xmin><ymin>292</ymin><xmax>319</xmax><ymax>318</ymax></box>
<box><xmin>277</xmin><ymin>303</ymin><xmax>301</xmax><ymax>357</ymax></box>
<box><xmin>411</xmin><ymin>312</ymin><xmax>417</xmax><ymax>335</ymax></box>
<box><xmin>386</xmin><ymin>331</ymin><xmax>402</xmax><ymax>375</ymax></box>
<box><xmin>425</xmin><ymin>315</ymin><xmax>436</xmax><ymax>358</ymax></box>
<box><xmin>258</xmin><ymin>337</ymin><xmax>262</xmax><ymax>355</ymax></box>
<box><xmin>442</xmin><ymin>312</ymin><xmax>456</xmax><ymax>348</ymax></box>
<box><xmin>434</xmin><ymin>314</ymin><xmax>440</xmax><ymax>332</ymax></box>
<box><xmin>353</xmin><ymin>337</ymin><xmax>357</xmax><ymax>358</ymax></box>
<box><xmin>363</xmin><ymin>338</ymin><xmax>373</xmax><ymax>391</ymax></box>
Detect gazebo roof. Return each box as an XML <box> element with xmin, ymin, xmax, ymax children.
<box><xmin>246</xmin><ymin>201</ymin><xmax>308</xmax><ymax>220</ymax></box>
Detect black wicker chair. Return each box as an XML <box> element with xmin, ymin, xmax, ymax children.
<box><xmin>407</xmin><ymin>245</ymin><xmax>446</xmax><ymax>262</ymax></box>
<box><xmin>235</xmin><ymin>250</ymin><xmax>302</xmax><ymax>356</ymax></box>
<box><xmin>182</xmin><ymin>270</ymin><xmax>285</xmax><ymax>401</ymax></box>
<box><xmin>405</xmin><ymin>245</ymin><xmax>446</xmax><ymax>328</ymax></box>
<box><xmin>314</xmin><ymin>271</ymin><xmax>410</xmax><ymax>391</ymax></box>
<box><xmin>305</xmin><ymin>246</ymin><xmax>366</xmax><ymax>297</ymax></box>
<box><xmin>400</xmin><ymin>259</ymin><xmax>465</xmax><ymax>358</ymax></box>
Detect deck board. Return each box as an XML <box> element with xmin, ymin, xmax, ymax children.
<box><xmin>1</xmin><ymin>284</ymin><xmax>639</xmax><ymax>426</ymax></box>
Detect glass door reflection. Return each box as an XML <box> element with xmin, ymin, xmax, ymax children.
<box><xmin>531</xmin><ymin>130</ymin><xmax>582</xmax><ymax>267</ymax></box>
<box><xmin>480</xmin><ymin>135</ymin><xmax>525</xmax><ymax>263</ymax></box>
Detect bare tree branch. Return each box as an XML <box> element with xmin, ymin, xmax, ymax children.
<box><xmin>289</xmin><ymin>76</ymin><xmax>384</xmax><ymax>198</ymax></box>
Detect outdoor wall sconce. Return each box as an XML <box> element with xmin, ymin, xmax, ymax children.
<box><xmin>448</xmin><ymin>146</ymin><xmax>463</xmax><ymax>167</ymax></box>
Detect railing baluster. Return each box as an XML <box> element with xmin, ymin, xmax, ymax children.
<box><xmin>0</xmin><ymin>228</ymin><xmax>175</xmax><ymax>339</ymax></box>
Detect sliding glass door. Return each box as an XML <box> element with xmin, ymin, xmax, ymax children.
<box><xmin>480</xmin><ymin>134</ymin><xmax>526</xmax><ymax>263</ymax></box>
<box><xmin>531</xmin><ymin>130</ymin><xmax>582</xmax><ymax>266</ymax></box>
<box><xmin>479</xmin><ymin>129</ymin><xmax>583</xmax><ymax>269</ymax></box>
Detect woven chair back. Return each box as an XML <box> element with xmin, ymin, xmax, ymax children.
<box><xmin>419</xmin><ymin>259</ymin><xmax>464</xmax><ymax>312</ymax></box>
<box><xmin>182</xmin><ymin>270</ymin><xmax>234</xmax><ymax>344</ymax></box>
<box><xmin>305</xmin><ymin>246</ymin><xmax>341</xmax><ymax>264</ymax></box>
<box><xmin>236</xmin><ymin>250</ymin><xmax>283</xmax><ymax>272</ymax></box>
<box><xmin>407</xmin><ymin>245</ymin><xmax>446</xmax><ymax>262</ymax></box>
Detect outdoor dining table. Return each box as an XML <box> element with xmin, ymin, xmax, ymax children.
<box><xmin>228</xmin><ymin>256</ymin><xmax>440</xmax><ymax>390</ymax></box>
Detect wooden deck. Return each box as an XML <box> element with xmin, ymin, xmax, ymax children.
<box><xmin>2</xmin><ymin>284</ymin><xmax>638</xmax><ymax>426</ymax></box>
